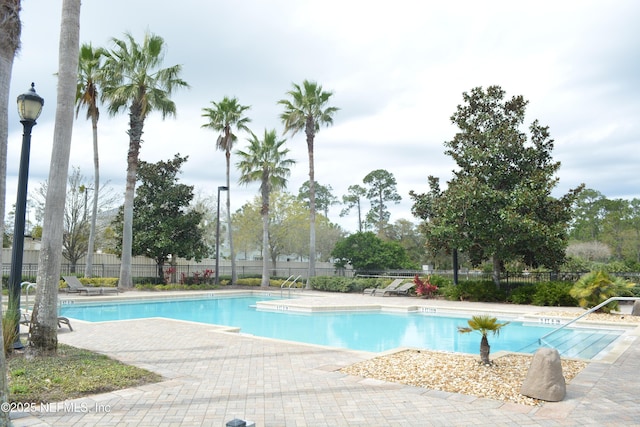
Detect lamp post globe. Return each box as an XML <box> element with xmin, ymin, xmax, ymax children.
<box><xmin>17</xmin><ymin>82</ymin><xmax>45</xmax><ymax>122</ymax></box>
<box><xmin>9</xmin><ymin>83</ymin><xmax>44</xmax><ymax>349</ymax></box>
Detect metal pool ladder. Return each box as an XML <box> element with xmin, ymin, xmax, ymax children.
<box><xmin>538</xmin><ymin>296</ymin><xmax>639</xmax><ymax>346</ymax></box>
<box><xmin>280</xmin><ymin>275</ymin><xmax>303</xmax><ymax>298</ymax></box>
<box><xmin>21</xmin><ymin>281</ymin><xmax>37</xmax><ymax>312</ymax></box>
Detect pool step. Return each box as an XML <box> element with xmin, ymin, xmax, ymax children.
<box><xmin>520</xmin><ymin>329</ymin><xmax>623</xmax><ymax>359</ymax></box>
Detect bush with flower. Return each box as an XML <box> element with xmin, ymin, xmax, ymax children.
<box><xmin>413</xmin><ymin>274</ymin><xmax>438</xmax><ymax>298</ymax></box>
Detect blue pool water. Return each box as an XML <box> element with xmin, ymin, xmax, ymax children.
<box><xmin>59</xmin><ymin>295</ymin><xmax>627</xmax><ymax>359</ymax></box>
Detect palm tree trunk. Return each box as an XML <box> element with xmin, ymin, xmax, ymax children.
<box><xmin>261</xmin><ymin>191</ymin><xmax>270</xmax><ymax>287</ymax></box>
<box><xmin>480</xmin><ymin>335</ymin><xmax>491</xmax><ymax>365</ymax></box>
<box><xmin>119</xmin><ymin>104</ymin><xmax>143</xmax><ymax>289</ymax></box>
<box><xmin>226</xmin><ymin>151</ymin><xmax>237</xmax><ymax>284</ymax></box>
<box><xmin>305</xmin><ymin>117</ymin><xmax>316</xmax><ymax>287</ymax></box>
<box><xmin>0</xmin><ymin>0</ymin><xmax>22</xmax><ymax>421</ymax></box>
<box><xmin>84</xmin><ymin>113</ymin><xmax>99</xmax><ymax>277</ymax></box>
<box><xmin>31</xmin><ymin>0</ymin><xmax>81</xmax><ymax>354</ymax></box>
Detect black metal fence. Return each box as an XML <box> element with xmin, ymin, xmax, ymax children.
<box><xmin>6</xmin><ymin>262</ymin><xmax>640</xmax><ymax>287</ymax></box>
<box><xmin>355</xmin><ymin>270</ymin><xmax>640</xmax><ymax>287</ymax></box>
<box><xmin>3</xmin><ymin>263</ymin><xmax>351</xmax><ymax>283</ymax></box>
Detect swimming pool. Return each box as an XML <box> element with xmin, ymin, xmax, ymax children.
<box><xmin>59</xmin><ymin>294</ymin><xmax>627</xmax><ymax>359</ymax></box>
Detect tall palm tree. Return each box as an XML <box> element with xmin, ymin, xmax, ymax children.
<box><xmin>279</xmin><ymin>80</ymin><xmax>338</xmax><ymax>286</ymax></box>
<box><xmin>236</xmin><ymin>129</ymin><xmax>295</xmax><ymax>287</ymax></box>
<box><xmin>458</xmin><ymin>315</ymin><xmax>510</xmax><ymax>365</ymax></box>
<box><xmin>100</xmin><ymin>31</ymin><xmax>188</xmax><ymax>289</ymax></box>
<box><xmin>0</xmin><ymin>0</ymin><xmax>22</xmax><ymax>419</ymax></box>
<box><xmin>30</xmin><ymin>0</ymin><xmax>81</xmax><ymax>354</ymax></box>
<box><xmin>202</xmin><ymin>97</ymin><xmax>251</xmax><ymax>285</ymax></box>
<box><xmin>76</xmin><ymin>43</ymin><xmax>104</xmax><ymax>278</ymax></box>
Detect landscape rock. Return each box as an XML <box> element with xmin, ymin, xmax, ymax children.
<box><xmin>520</xmin><ymin>347</ymin><xmax>566</xmax><ymax>401</ymax></box>
<box><xmin>632</xmin><ymin>300</ymin><xmax>640</xmax><ymax>316</ymax></box>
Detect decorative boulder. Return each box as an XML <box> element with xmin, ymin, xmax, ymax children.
<box><xmin>632</xmin><ymin>300</ymin><xmax>640</xmax><ymax>316</ymax></box>
<box><xmin>520</xmin><ymin>347</ymin><xmax>566</xmax><ymax>401</ymax></box>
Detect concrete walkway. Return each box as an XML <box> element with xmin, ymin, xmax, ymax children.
<box><xmin>10</xmin><ymin>291</ymin><xmax>640</xmax><ymax>426</ymax></box>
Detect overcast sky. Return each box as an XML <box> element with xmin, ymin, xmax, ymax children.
<box><xmin>7</xmin><ymin>0</ymin><xmax>640</xmax><ymax>232</ymax></box>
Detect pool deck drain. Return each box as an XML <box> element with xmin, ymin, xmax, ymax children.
<box><xmin>12</xmin><ymin>290</ymin><xmax>640</xmax><ymax>426</ymax></box>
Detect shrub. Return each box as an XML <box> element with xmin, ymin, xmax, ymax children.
<box><xmin>531</xmin><ymin>281</ymin><xmax>577</xmax><ymax>306</ymax></box>
<box><xmin>180</xmin><ymin>269</ymin><xmax>215</xmax><ymax>285</ymax></box>
<box><xmin>429</xmin><ymin>275</ymin><xmax>453</xmax><ymax>289</ymax></box>
<box><xmin>570</xmin><ymin>270</ymin><xmax>635</xmax><ymax>313</ymax></box>
<box><xmin>413</xmin><ymin>275</ymin><xmax>438</xmax><ymax>298</ymax></box>
<box><xmin>307</xmin><ymin>277</ymin><xmax>388</xmax><ymax>293</ymax></box>
<box><xmin>507</xmin><ymin>284</ymin><xmax>536</xmax><ymax>304</ymax></box>
<box><xmin>133</xmin><ymin>276</ymin><xmax>164</xmax><ymax>285</ymax></box>
<box><xmin>311</xmin><ymin>277</ymin><xmax>352</xmax><ymax>292</ymax></box>
<box><xmin>81</xmin><ymin>277</ymin><xmax>119</xmax><ymax>287</ymax></box>
<box><xmin>235</xmin><ymin>278</ymin><xmax>272</xmax><ymax>287</ymax></box>
<box><xmin>441</xmin><ymin>280</ymin><xmax>507</xmax><ymax>302</ymax></box>
<box><xmin>507</xmin><ymin>282</ymin><xmax>577</xmax><ymax>306</ymax></box>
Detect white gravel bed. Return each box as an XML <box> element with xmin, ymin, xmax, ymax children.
<box><xmin>341</xmin><ymin>311</ymin><xmax>638</xmax><ymax>406</ymax></box>
<box><xmin>540</xmin><ymin>311</ymin><xmax>640</xmax><ymax>323</ymax></box>
<box><xmin>341</xmin><ymin>350</ymin><xmax>587</xmax><ymax>406</ymax></box>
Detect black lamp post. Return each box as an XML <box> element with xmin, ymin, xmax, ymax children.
<box><xmin>8</xmin><ymin>83</ymin><xmax>44</xmax><ymax>349</ymax></box>
<box><xmin>215</xmin><ymin>185</ymin><xmax>228</xmax><ymax>285</ymax></box>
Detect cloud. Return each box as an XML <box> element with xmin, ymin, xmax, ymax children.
<box><xmin>5</xmin><ymin>0</ymin><xmax>640</xmax><ymax>233</ymax></box>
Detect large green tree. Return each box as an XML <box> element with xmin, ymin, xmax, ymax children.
<box><xmin>236</xmin><ymin>129</ymin><xmax>295</xmax><ymax>286</ymax></box>
<box><xmin>569</xmin><ymin>188</ymin><xmax>607</xmax><ymax>241</ymax></box>
<box><xmin>279</xmin><ymin>80</ymin><xmax>338</xmax><ymax>285</ymax></box>
<box><xmin>363</xmin><ymin>169</ymin><xmax>401</xmax><ymax>237</ymax></box>
<box><xmin>410</xmin><ymin>176</ymin><xmax>453</xmax><ymax>269</ymax></box>
<box><xmin>386</xmin><ymin>219</ymin><xmax>427</xmax><ymax>266</ymax></box>
<box><xmin>601</xmin><ymin>198</ymin><xmax>631</xmax><ymax>260</ymax></box>
<box><xmin>202</xmin><ymin>96</ymin><xmax>251</xmax><ymax>285</ymax></box>
<box><xmin>232</xmin><ymin>200</ymin><xmax>262</xmax><ymax>259</ymax></box>
<box><xmin>331</xmin><ymin>231</ymin><xmax>417</xmax><ymax>274</ymax></box>
<box><xmin>75</xmin><ymin>42</ymin><xmax>104</xmax><ymax>278</ymax></box>
<box><xmin>629</xmin><ymin>199</ymin><xmax>640</xmax><ymax>264</ymax></box>
<box><xmin>414</xmin><ymin>86</ymin><xmax>583</xmax><ymax>286</ymax></box>
<box><xmin>568</xmin><ymin>191</ymin><xmax>640</xmax><ymax>266</ymax></box>
<box><xmin>101</xmin><ymin>31</ymin><xmax>188</xmax><ymax>289</ymax></box>
<box><xmin>112</xmin><ymin>155</ymin><xmax>208</xmax><ymax>281</ymax></box>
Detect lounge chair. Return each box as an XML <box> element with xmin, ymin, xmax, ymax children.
<box><xmin>20</xmin><ymin>309</ymin><xmax>73</xmax><ymax>331</ymax></box>
<box><xmin>63</xmin><ymin>276</ymin><xmax>119</xmax><ymax>295</ymax></box>
<box><xmin>363</xmin><ymin>278</ymin><xmax>404</xmax><ymax>295</ymax></box>
<box><xmin>363</xmin><ymin>279</ymin><xmax>404</xmax><ymax>296</ymax></box>
<box><xmin>381</xmin><ymin>281</ymin><xmax>416</xmax><ymax>296</ymax></box>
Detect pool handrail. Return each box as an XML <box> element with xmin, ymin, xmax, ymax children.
<box><xmin>21</xmin><ymin>281</ymin><xmax>37</xmax><ymax>312</ymax></box>
<box><xmin>538</xmin><ymin>296</ymin><xmax>639</xmax><ymax>346</ymax></box>
<box><xmin>280</xmin><ymin>275</ymin><xmax>303</xmax><ymax>298</ymax></box>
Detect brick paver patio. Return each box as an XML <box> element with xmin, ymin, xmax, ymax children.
<box><xmin>10</xmin><ymin>291</ymin><xmax>640</xmax><ymax>426</ymax></box>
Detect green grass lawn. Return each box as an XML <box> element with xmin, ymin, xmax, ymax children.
<box><xmin>8</xmin><ymin>344</ymin><xmax>162</xmax><ymax>403</ymax></box>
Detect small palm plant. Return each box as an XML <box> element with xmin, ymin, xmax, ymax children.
<box><xmin>570</xmin><ymin>270</ymin><xmax>634</xmax><ymax>314</ymax></box>
<box><xmin>458</xmin><ymin>315</ymin><xmax>510</xmax><ymax>365</ymax></box>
